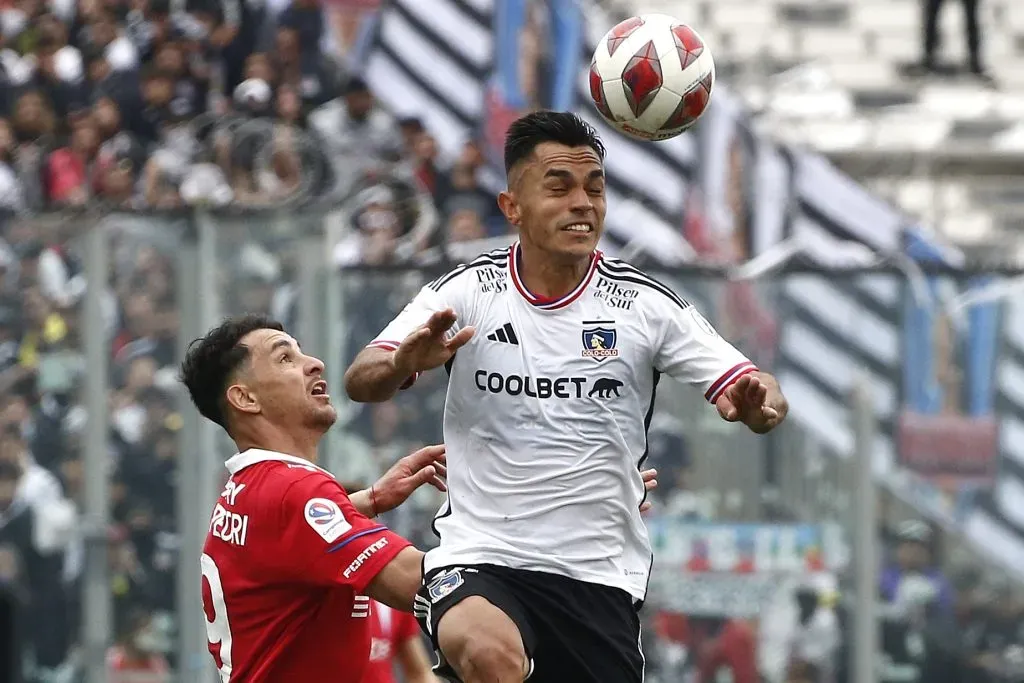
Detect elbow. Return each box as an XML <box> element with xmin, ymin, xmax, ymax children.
<box><xmin>343</xmin><ymin>363</ymin><xmax>374</xmax><ymax>403</ymax></box>
<box><xmin>342</xmin><ymin>365</ymin><xmax>361</xmax><ymax>402</ymax></box>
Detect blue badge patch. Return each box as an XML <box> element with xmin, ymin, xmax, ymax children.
<box><xmin>428</xmin><ymin>569</ymin><xmax>465</xmax><ymax>603</ymax></box>
<box><xmin>582</xmin><ymin>324</ymin><xmax>619</xmax><ymax>362</ymax></box>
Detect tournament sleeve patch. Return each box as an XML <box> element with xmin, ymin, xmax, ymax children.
<box><xmin>304</xmin><ymin>497</ymin><xmax>353</xmax><ymax>543</ymax></box>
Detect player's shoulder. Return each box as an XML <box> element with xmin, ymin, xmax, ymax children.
<box><xmin>595</xmin><ymin>254</ymin><xmax>692</xmax><ymax>313</ymax></box>
<box><xmin>235</xmin><ymin>459</ymin><xmax>340</xmax><ymax>502</ymax></box>
<box><xmin>425</xmin><ymin>246</ymin><xmax>510</xmax><ymax>295</ymax></box>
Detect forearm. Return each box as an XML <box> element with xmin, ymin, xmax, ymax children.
<box><xmin>349</xmin><ymin>489</ymin><xmax>377</xmax><ymax>518</ymax></box>
<box><xmin>343</xmin><ymin>347</ymin><xmax>413</xmax><ymax>403</ymax></box>
<box><xmin>365</xmin><ymin>546</ymin><xmax>424</xmax><ymax>611</ymax></box>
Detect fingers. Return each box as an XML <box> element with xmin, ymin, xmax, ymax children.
<box><xmin>446</xmin><ymin>326</ymin><xmax>476</xmax><ymax>352</ymax></box>
<box><xmin>762</xmin><ymin>406</ymin><xmax>780</xmax><ymax>422</ymax></box>
<box><xmin>426</xmin><ymin>309</ymin><xmax>458</xmax><ymax>336</ymax></box>
<box><xmin>716</xmin><ymin>394</ymin><xmax>740</xmax><ymax>421</ymax></box>
<box><xmin>408</xmin><ymin>465</ymin><xmax>436</xmax><ymax>488</ymax></box>
<box><xmin>639</xmin><ymin>501</ymin><xmax>652</xmax><ymax>513</ymax></box>
<box><xmin>430</xmin><ymin>475</ymin><xmax>448</xmax><ymax>492</ymax></box>
<box><xmin>640</xmin><ymin>468</ymin><xmax>657</xmax><ymax>483</ymax></box>
<box><xmin>732</xmin><ymin>374</ymin><xmax>752</xmax><ymax>395</ymax></box>
<box><xmin>745</xmin><ymin>375</ymin><xmax>767</xmax><ymax>406</ymax></box>
<box><xmin>405</xmin><ymin>444</ymin><xmax>446</xmax><ymax>467</ymax></box>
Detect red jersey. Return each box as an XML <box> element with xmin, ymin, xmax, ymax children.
<box><xmin>201</xmin><ymin>449</ymin><xmax>412</xmax><ymax>682</ymax></box>
<box><xmin>359</xmin><ymin>600</ymin><xmax>421</xmax><ymax>683</ymax></box>
<box><xmin>106</xmin><ymin>646</ymin><xmax>170</xmax><ymax>683</ymax></box>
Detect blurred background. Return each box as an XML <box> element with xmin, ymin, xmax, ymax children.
<box><xmin>0</xmin><ymin>0</ymin><xmax>1023</xmax><ymax>681</ymax></box>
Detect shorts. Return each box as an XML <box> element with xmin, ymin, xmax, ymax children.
<box><xmin>414</xmin><ymin>564</ymin><xmax>644</xmax><ymax>683</ymax></box>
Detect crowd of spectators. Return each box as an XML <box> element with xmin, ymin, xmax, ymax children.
<box><xmin>0</xmin><ymin>0</ymin><xmax>1021</xmax><ymax>682</ymax></box>
<box><xmin>0</xmin><ymin>0</ymin><xmax>514</xmax><ymax>678</ymax></box>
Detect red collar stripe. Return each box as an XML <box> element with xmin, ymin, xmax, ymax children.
<box><xmin>509</xmin><ymin>244</ymin><xmax>601</xmax><ymax>311</ymax></box>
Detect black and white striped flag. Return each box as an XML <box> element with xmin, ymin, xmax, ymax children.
<box><xmin>364</xmin><ymin>0</ymin><xmax>697</xmax><ymax>263</ymax></box>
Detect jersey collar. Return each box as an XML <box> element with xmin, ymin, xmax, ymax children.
<box><xmin>508</xmin><ymin>242</ymin><xmax>601</xmax><ymax>311</ymax></box>
<box><xmin>225</xmin><ymin>448</ymin><xmax>332</xmax><ymax>476</ymax></box>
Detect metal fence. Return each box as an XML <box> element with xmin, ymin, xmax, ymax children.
<box><xmin>8</xmin><ymin>203</ymin><xmax>1021</xmax><ymax>683</ymax></box>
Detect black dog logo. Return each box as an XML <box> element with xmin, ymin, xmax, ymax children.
<box><xmin>588</xmin><ymin>378</ymin><xmax>623</xmax><ymax>399</ymax></box>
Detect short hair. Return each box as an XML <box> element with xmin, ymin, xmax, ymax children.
<box><xmin>503</xmin><ymin>110</ymin><xmax>606</xmax><ymax>174</ymax></box>
<box><xmin>179</xmin><ymin>314</ymin><xmax>284</xmax><ymax>430</ymax></box>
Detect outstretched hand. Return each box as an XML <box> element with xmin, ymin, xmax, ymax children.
<box><xmin>393</xmin><ymin>309</ymin><xmax>475</xmax><ymax>375</ymax></box>
<box><xmin>715</xmin><ymin>373</ymin><xmax>783</xmax><ymax>434</ymax></box>
<box><xmin>369</xmin><ymin>444</ymin><xmax>447</xmax><ymax>515</ymax></box>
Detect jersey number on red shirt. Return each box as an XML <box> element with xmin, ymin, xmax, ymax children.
<box><xmin>201</xmin><ymin>553</ymin><xmax>234</xmax><ymax>679</ymax></box>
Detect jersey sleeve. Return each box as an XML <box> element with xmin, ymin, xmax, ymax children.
<box><xmin>367</xmin><ymin>276</ymin><xmax>467</xmax><ymax>388</ymax></box>
<box><xmin>276</xmin><ymin>473</ymin><xmax>412</xmax><ymax>593</ymax></box>
<box><xmin>652</xmin><ymin>303</ymin><xmax>758</xmax><ymax>405</ymax></box>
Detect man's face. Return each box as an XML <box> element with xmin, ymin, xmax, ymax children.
<box><xmin>345</xmin><ymin>90</ymin><xmax>374</xmax><ymax>120</ymax></box>
<box><xmin>230</xmin><ymin>328</ymin><xmax>336</xmax><ymax>432</ymax></box>
<box><xmin>896</xmin><ymin>541</ymin><xmax>929</xmax><ymax>570</ymax></box>
<box><xmin>500</xmin><ymin>142</ymin><xmax>606</xmax><ymax>262</ymax></box>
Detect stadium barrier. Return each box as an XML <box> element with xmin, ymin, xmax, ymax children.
<box><xmin>16</xmin><ymin>199</ymin><xmax>1022</xmax><ymax>682</ymax></box>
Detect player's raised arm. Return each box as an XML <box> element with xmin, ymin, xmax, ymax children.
<box><xmin>653</xmin><ymin>300</ymin><xmax>788</xmax><ymax>434</ymax></box>
<box><xmin>345</xmin><ymin>282</ymin><xmax>475</xmax><ymax>402</ymax></box>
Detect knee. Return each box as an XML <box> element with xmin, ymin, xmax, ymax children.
<box><xmin>438</xmin><ymin>598</ymin><xmax>529</xmax><ymax>683</ymax></box>
<box><xmin>457</xmin><ymin>637</ymin><xmax>527</xmax><ymax>682</ymax></box>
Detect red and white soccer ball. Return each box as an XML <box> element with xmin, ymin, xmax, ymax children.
<box><xmin>589</xmin><ymin>14</ymin><xmax>715</xmax><ymax>142</ymax></box>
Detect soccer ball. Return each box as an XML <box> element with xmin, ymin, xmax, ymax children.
<box><xmin>589</xmin><ymin>14</ymin><xmax>715</xmax><ymax>142</ymax></box>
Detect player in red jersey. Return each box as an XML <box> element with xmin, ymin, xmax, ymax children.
<box><xmin>180</xmin><ymin>315</ymin><xmax>448</xmax><ymax>683</ymax></box>
<box><xmin>362</xmin><ymin>600</ymin><xmax>437</xmax><ymax>683</ymax></box>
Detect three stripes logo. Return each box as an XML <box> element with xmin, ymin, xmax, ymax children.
<box><xmin>413</xmin><ymin>594</ymin><xmax>432</xmax><ymax>632</ymax></box>
<box><xmin>351</xmin><ymin>595</ymin><xmax>370</xmax><ymax>619</ymax></box>
<box><xmin>486</xmin><ymin>323</ymin><xmax>519</xmax><ymax>345</ymax></box>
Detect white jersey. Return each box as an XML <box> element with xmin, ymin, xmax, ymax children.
<box><xmin>368</xmin><ymin>244</ymin><xmax>756</xmax><ymax>601</ymax></box>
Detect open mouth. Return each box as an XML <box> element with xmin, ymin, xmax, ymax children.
<box><xmin>562</xmin><ymin>222</ymin><xmax>594</xmax><ymax>234</ymax></box>
<box><xmin>310</xmin><ymin>380</ymin><xmax>328</xmax><ymax>397</ymax></box>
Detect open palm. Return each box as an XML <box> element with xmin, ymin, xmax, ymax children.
<box><xmin>393</xmin><ymin>308</ymin><xmax>475</xmax><ymax>375</ymax></box>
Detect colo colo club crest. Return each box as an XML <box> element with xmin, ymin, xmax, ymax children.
<box><xmin>582</xmin><ymin>321</ymin><xmax>619</xmax><ymax>362</ymax></box>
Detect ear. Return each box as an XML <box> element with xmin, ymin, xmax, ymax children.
<box><xmin>497</xmin><ymin>190</ymin><xmax>520</xmax><ymax>226</ymax></box>
<box><xmin>225</xmin><ymin>383</ymin><xmax>260</xmax><ymax>416</ymax></box>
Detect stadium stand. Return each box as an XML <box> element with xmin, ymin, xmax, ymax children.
<box><xmin>0</xmin><ymin>0</ymin><xmax>1022</xmax><ymax>681</ymax></box>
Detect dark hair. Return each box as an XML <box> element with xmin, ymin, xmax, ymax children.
<box><xmin>179</xmin><ymin>314</ymin><xmax>284</xmax><ymax>430</ymax></box>
<box><xmin>503</xmin><ymin>110</ymin><xmax>605</xmax><ymax>174</ymax></box>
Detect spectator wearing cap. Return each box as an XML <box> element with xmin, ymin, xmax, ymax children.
<box><xmin>880</xmin><ymin>520</ymin><xmax>954</xmax><ymax>616</ymax></box>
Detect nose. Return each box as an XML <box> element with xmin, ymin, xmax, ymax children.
<box><xmin>305</xmin><ymin>355</ymin><xmax>325</xmax><ymax>375</ymax></box>
<box><xmin>568</xmin><ymin>185</ymin><xmax>594</xmax><ymax>213</ymax></box>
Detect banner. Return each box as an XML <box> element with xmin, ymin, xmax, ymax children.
<box><xmin>649</xmin><ymin>520</ymin><xmax>848</xmax><ymax>574</ymax></box>
<box><xmin>897</xmin><ymin>233</ymin><xmax>998</xmax><ymax>522</ymax></box>
<box><xmin>647</xmin><ymin>520</ymin><xmax>847</xmax><ymax>617</ymax></box>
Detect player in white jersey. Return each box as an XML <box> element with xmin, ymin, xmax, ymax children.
<box><xmin>344</xmin><ymin>111</ymin><xmax>789</xmax><ymax>683</ymax></box>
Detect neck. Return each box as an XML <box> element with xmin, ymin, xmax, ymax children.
<box><xmin>233</xmin><ymin>423</ymin><xmax>321</xmax><ymax>463</ymax></box>
<box><xmin>517</xmin><ymin>241</ymin><xmax>592</xmax><ymax>300</ymax></box>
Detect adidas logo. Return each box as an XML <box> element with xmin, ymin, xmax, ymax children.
<box><xmin>486</xmin><ymin>323</ymin><xmax>519</xmax><ymax>345</ymax></box>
